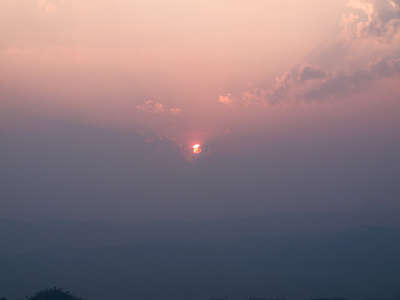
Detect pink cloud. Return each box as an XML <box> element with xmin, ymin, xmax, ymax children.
<box><xmin>218</xmin><ymin>94</ymin><xmax>236</xmax><ymax>107</ymax></box>
<box><xmin>242</xmin><ymin>88</ymin><xmax>268</xmax><ymax>106</ymax></box>
<box><xmin>168</xmin><ymin>107</ymin><xmax>183</xmax><ymax>116</ymax></box>
<box><xmin>136</xmin><ymin>100</ymin><xmax>183</xmax><ymax>115</ymax></box>
<box><xmin>242</xmin><ymin>72</ymin><xmax>294</xmax><ymax>106</ymax></box>
<box><xmin>136</xmin><ymin>100</ymin><xmax>164</xmax><ymax>113</ymax></box>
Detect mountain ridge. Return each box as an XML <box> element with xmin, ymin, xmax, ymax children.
<box><xmin>1</xmin><ymin>226</ymin><xmax>399</xmax><ymax>300</ymax></box>
<box><xmin>1</xmin><ymin>207</ymin><xmax>400</xmax><ymax>255</ymax></box>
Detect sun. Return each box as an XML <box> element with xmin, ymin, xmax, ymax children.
<box><xmin>192</xmin><ymin>144</ymin><xmax>201</xmax><ymax>154</ymax></box>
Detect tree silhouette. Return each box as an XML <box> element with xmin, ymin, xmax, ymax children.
<box><xmin>27</xmin><ymin>288</ymin><xmax>84</xmax><ymax>300</ymax></box>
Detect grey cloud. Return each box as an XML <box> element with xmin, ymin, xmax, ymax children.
<box><xmin>242</xmin><ymin>55</ymin><xmax>400</xmax><ymax>105</ymax></box>
<box><xmin>303</xmin><ymin>55</ymin><xmax>400</xmax><ymax>101</ymax></box>
<box><xmin>303</xmin><ymin>69</ymin><xmax>374</xmax><ymax>101</ymax></box>
<box><xmin>298</xmin><ymin>64</ymin><xmax>327</xmax><ymax>81</ymax></box>
<box><xmin>343</xmin><ymin>0</ymin><xmax>400</xmax><ymax>43</ymax></box>
<box><xmin>241</xmin><ymin>1</ymin><xmax>400</xmax><ymax>105</ymax></box>
<box><xmin>364</xmin><ymin>0</ymin><xmax>400</xmax><ymax>39</ymax></box>
<box><xmin>145</xmin><ymin>134</ymin><xmax>184</xmax><ymax>163</ymax></box>
<box><xmin>369</xmin><ymin>56</ymin><xmax>400</xmax><ymax>76</ymax></box>
<box><xmin>269</xmin><ymin>71</ymin><xmax>293</xmax><ymax>104</ymax></box>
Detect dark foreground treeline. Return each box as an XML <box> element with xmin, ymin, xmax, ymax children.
<box><xmin>1</xmin><ymin>288</ymin><xmax>84</xmax><ymax>300</ymax></box>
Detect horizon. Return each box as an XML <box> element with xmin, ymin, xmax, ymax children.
<box><xmin>1</xmin><ymin>200</ymin><xmax>400</xmax><ymax>225</ymax></box>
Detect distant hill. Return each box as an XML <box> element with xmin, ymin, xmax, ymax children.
<box><xmin>1</xmin><ymin>207</ymin><xmax>400</xmax><ymax>255</ymax></box>
<box><xmin>1</xmin><ymin>226</ymin><xmax>399</xmax><ymax>300</ymax></box>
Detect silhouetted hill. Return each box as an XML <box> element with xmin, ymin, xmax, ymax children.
<box><xmin>1</xmin><ymin>207</ymin><xmax>400</xmax><ymax>255</ymax></box>
<box><xmin>1</xmin><ymin>226</ymin><xmax>399</xmax><ymax>300</ymax></box>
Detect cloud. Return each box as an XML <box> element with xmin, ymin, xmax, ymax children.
<box><xmin>136</xmin><ymin>100</ymin><xmax>165</xmax><ymax>113</ymax></box>
<box><xmin>168</xmin><ymin>107</ymin><xmax>183</xmax><ymax>115</ymax></box>
<box><xmin>242</xmin><ymin>88</ymin><xmax>268</xmax><ymax>106</ymax></box>
<box><xmin>239</xmin><ymin>1</ymin><xmax>400</xmax><ymax>105</ymax></box>
<box><xmin>236</xmin><ymin>1</ymin><xmax>400</xmax><ymax>107</ymax></box>
<box><xmin>36</xmin><ymin>0</ymin><xmax>57</xmax><ymax>15</ymax></box>
<box><xmin>136</xmin><ymin>100</ymin><xmax>183</xmax><ymax>115</ymax></box>
<box><xmin>242</xmin><ymin>56</ymin><xmax>400</xmax><ymax>105</ymax></box>
<box><xmin>243</xmin><ymin>72</ymin><xmax>294</xmax><ymax>105</ymax></box>
<box><xmin>302</xmin><ymin>56</ymin><xmax>400</xmax><ymax>101</ymax></box>
<box><xmin>298</xmin><ymin>64</ymin><xmax>327</xmax><ymax>81</ymax></box>
<box><xmin>218</xmin><ymin>94</ymin><xmax>236</xmax><ymax>107</ymax></box>
<box><xmin>369</xmin><ymin>55</ymin><xmax>400</xmax><ymax>76</ymax></box>
<box><xmin>268</xmin><ymin>71</ymin><xmax>293</xmax><ymax>104</ymax></box>
<box><xmin>341</xmin><ymin>0</ymin><xmax>400</xmax><ymax>44</ymax></box>
<box><xmin>302</xmin><ymin>69</ymin><xmax>373</xmax><ymax>101</ymax></box>
<box><xmin>242</xmin><ymin>70</ymin><xmax>298</xmax><ymax>105</ymax></box>
<box><xmin>145</xmin><ymin>134</ymin><xmax>184</xmax><ymax>161</ymax></box>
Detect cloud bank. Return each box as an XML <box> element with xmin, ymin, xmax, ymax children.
<box><xmin>223</xmin><ymin>0</ymin><xmax>400</xmax><ymax>107</ymax></box>
<box><xmin>242</xmin><ymin>57</ymin><xmax>398</xmax><ymax>105</ymax></box>
<box><xmin>341</xmin><ymin>0</ymin><xmax>400</xmax><ymax>44</ymax></box>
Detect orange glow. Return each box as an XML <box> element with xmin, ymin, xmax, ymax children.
<box><xmin>192</xmin><ymin>144</ymin><xmax>201</xmax><ymax>154</ymax></box>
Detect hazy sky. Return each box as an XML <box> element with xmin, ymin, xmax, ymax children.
<box><xmin>1</xmin><ymin>0</ymin><xmax>400</xmax><ymax>222</ymax></box>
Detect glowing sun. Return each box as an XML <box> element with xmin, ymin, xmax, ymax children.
<box><xmin>192</xmin><ymin>144</ymin><xmax>201</xmax><ymax>154</ymax></box>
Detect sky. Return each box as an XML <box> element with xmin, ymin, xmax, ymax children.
<box><xmin>1</xmin><ymin>0</ymin><xmax>400</xmax><ymax>223</ymax></box>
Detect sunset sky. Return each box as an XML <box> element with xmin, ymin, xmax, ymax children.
<box><xmin>1</xmin><ymin>0</ymin><xmax>399</xmax><ymax>222</ymax></box>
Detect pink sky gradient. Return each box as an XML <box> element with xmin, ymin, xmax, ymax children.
<box><xmin>1</xmin><ymin>0</ymin><xmax>399</xmax><ymax>149</ymax></box>
<box><xmin>1</xmin><ymin>0</ymin><xmax>399</xmax><ymax>221</ymax></box>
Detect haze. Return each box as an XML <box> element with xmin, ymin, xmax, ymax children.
<box><xmin>1</xmin><ymin>0</ymin><xmax>400</xmax><ymax>223</ymax></box>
